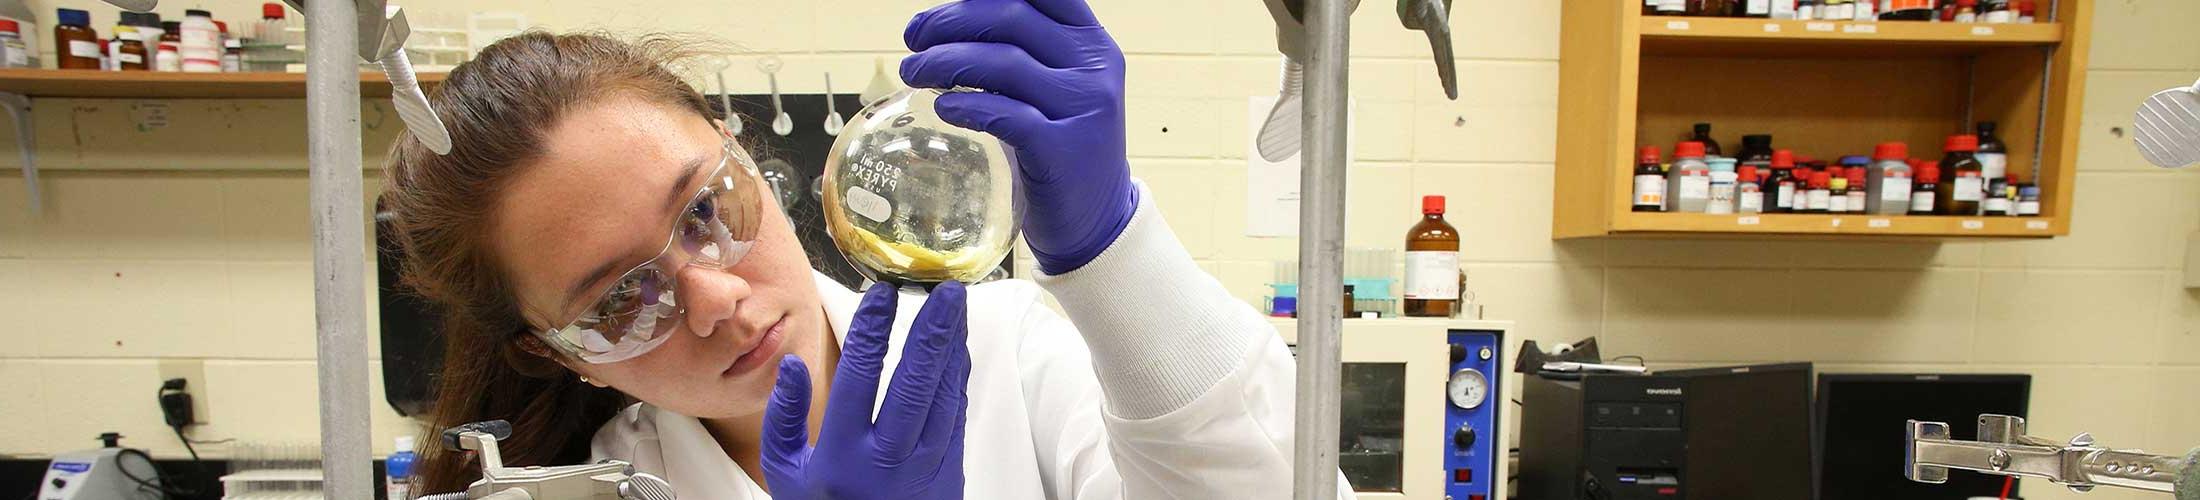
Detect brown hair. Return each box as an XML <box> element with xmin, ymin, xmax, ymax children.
<box><xmin>380</xmin><ymin>31</ymin><xmax>721</xmax><ymax>494</ymax></box>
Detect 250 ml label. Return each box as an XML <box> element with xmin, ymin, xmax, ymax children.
<box><xmin>1404</xmin><ymin>250</ymin><xmax>1460</xmax><ymax>300</ymax></box>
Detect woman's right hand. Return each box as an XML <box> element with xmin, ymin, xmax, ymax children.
<box><xmin>760</xmin><ymin>282</ymin><xmax>971</xmax><ymax>499</ymax></box>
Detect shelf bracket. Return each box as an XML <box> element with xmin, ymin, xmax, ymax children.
<box><xmin>0</xmin><ymin>91</ymin><xmax>37</xmax><ymax>217</ymax></box>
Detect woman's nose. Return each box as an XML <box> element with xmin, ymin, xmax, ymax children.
<box><xmin>677</xmin><ymin>265</ymin><xmax>751</xmax><ymax>338</ymax></box>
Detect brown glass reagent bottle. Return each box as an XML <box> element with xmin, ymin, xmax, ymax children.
<box><xmin>1404</xmin><ymin>196</ymin><xmax>1460</xmax><ymax>317</ymax></box>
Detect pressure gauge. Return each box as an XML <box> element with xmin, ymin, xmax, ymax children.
<box><xmin>1448</xmin><ymin>368</ymin><xmax>1489</xmax><ymax>409</ymax></box>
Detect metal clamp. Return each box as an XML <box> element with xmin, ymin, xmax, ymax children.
<box><xmin>0</xmin><ymin>91</ymin><xmax>35</xmax><ymax>216</ymax></box>
<box><xmin>440</xmin><ymin>420</ymin><xmax>676</xmax><ymax>500</ymax></box>
<box><xmin>1907</xmin><ymin>414</ymin><xmax>2192</xmax><ymax>499</ymax></box>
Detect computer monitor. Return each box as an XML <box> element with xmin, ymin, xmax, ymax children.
<box><xmin>1815</xmin><ymin>373</ymin><xmax>2031</xmax><ymax>500</ymax></box>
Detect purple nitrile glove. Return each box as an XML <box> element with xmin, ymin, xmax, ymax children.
<box><xmin>760</xmin><ymin>281</ymin><xmax>970</xmax><ymax>499</ymax></box>
<box><xmin>901</xmin><ymin>0</ymin><xmax>1137</xmax><ymax>275</ymax></box>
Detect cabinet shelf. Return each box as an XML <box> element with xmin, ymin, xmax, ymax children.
<box><xmin>0</xmin><ymin>68</ymin><xmax>446</xmax><ymax>99</ymax></box>
<box><xmin>1640</xmin><ymin>16</ymin><xmax>2062</xmax><ymax>56</ymax></box>
<box><xmin>1611</xmin><ymin>212</ymin><xmax>2057</xmax><ymax>238</ymax></box>
<box><xmin>1553</xmin><ymin>1</ymin><xmax>2093</xmax><ymax>241</ymax></box>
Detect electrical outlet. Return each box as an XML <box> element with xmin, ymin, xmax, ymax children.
<box><xmin>156</xmin><ymin>359</ymin><xmax>209</xmax><ymax>425</ymax></box>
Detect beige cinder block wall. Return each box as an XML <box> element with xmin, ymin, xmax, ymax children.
<box><xmin>3</xmin><ymin>1</ymin><xmax>2195</xmax><ymax>498</ymax></box>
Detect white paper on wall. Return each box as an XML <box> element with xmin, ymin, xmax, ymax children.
<box><xmin>1244</xmin><ymin>96</ymin><xmax>1353</xmax><ymax>238</ymax></box>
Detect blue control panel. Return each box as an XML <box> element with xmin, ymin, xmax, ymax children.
<box><xmin>1446</xmin><ymin>330</ymin><xmax>1503</xmax><ymax>500</ymax></box>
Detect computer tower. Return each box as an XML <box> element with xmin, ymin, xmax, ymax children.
<box><xmin>1519</xmin><ymin>363</ymin><xmax>1813</xmax><ymax>500</ymax></box>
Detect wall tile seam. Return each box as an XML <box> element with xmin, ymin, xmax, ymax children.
<box><xmin>2085</xmin><ymin>67</ymin><xmax>2200</xmax><ymax>73</ymax></box>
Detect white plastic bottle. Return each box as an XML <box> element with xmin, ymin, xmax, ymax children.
<box><xmin>1865</xmin><ymin>142</ymin><xmax>1914</xmax><ymax>215</ymax></box>
<box><xmin>0</xmin><ymin>0</ymin><xmax>36</xmax><ymax>69</ymax></box>
<box><xmin>180</xmin><ymin>9</ymin><xmax>220</xmax><ymax>73</ymax></box>
<box><xmin>387</xmin><ymin>436</ymin><xmax>416</xmax><ymax>500</ymax></box>
<box><xmin>1667</xmin><ymin>141</ymin><xmax>1712</xmax><ymax>213</ymax></box>
<box><xmin>1706</xmin><ymin>158</ymin><xmax>1738</xmax><ymax>215</ymax></box>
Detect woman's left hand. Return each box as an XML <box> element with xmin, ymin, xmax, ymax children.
<box><xmin>760</xmin><ymin>282</ymin><xmax>971</xmax><ymax>499</ymax></box>
<box><xmin>901</xmin><ymin>0</ymin><xmax>1134</xmax><ymax>276</ymax></box>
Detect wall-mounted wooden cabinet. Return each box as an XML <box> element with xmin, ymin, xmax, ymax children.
<box><xmin>1553</xmin><ymin>1</ymin><xmax>2092</xmax><ymax>239</ymax></box>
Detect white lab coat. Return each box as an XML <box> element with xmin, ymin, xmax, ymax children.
<box><xmin>591</xmin><ymin>182</ymin><xmax>1356</xmax><ymax>499</ymax></box>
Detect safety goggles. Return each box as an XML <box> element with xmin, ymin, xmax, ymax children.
<box><xmin>535</xmin><ymin>136</ymin><xmax>768</xmax><ymax>364</ymax></box>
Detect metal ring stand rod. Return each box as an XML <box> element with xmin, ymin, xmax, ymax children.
<box><xmin>306</xmin><ymin>0</ymin><xmax>373</xmax><ymax>498</ymax></box>
<box><xmin>1293</xmin><ymin>0</ymin><xmax>1350</xmax><ymax>498</ymax></box>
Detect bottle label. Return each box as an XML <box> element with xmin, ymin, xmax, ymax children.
<box><xmin>1808</xmin><ymin>190</ymin><xmax>1831</xmax><ymax>211</ymax></box>
<box><xmin>1748</xmin><ymin>0</ymin><xmax>1772</xmax><ymax>14</ymax></box>
<box><xmin>1708</xmin><ymin>184</ymin><xmax>1736</xmax><ymax>214</ymax></box>
<box><xmin>1847</xmin><ymin>192</ymin><xmax>1867</xmax><ymax>211</ymax></box>
<box><xmin>3</xmin><ymin>43</ymin><xmax>24</xmax><ymax>67</ymax></box>
<box><xmin>66</xmin><ymin>39</ymin><xmax>99</xmax><ymax>59</ymax></box>
<box><xmin>1910</xmin><ymin>191</ymin><xmax>1936</xmax><ymax>212</ymax></box>
<box><xmin>1881</xmin><ymin>178</ymin><xmax>1912</xmax><ymax>203</ymax></box>
<box><xmin>1982</xmin><ymin>10</ymin><xmax>2013</xmax><ymax>23</ymax></box>
<box><xmin>1776</xmin><ymin>183</ymin><xmax>1796</xmax><ymax>209</ymax></box>
<box><xmin>2017</xmin><ymin>200</ymin><xmax>2040</xmax><ymax>215</ymax></box>
<box><xmin>1955</xmin><ymin>12</ymin><xmax>1976</xmax><ymax>22</ymax></box>
<box><xmin>1739</xmin><ymin>187</ymin><xmax>1765</xmax><ymax>212</ymax></box>
<box><xmin>117</xmin><ymin>52</ymin><xmax>142</xmax><ymax>64</ymax></box>
<box><xmin>844</xmin><ymin>186</ymin><xmax>893</xmax><ymax>223</ymax></box>
<box><xmin>1657</xmin><ymin>0</ymin><xmax>1685</xmax><ymax>12</ymax></box>
<box><xmin>1403</xmin><ymin>251</ymin><xmax>1460</xmax><ymax>300</ymax></box>
<box><xmin>1976</xmin><ymin>152</ymin><xmax>2007</xmax><ymax>180</ymax></box>
<box><xmin>1983</xmin><ymin>197</ymin><xmax>2011</xmax><ymax>213</ymax></box>
<box><xmin>1633</xmin><ymin>174</ymin><xmax>1667</xmax><ymax>207</ymax></box>
<box><xmin>1829</xmin><ymin>192</ymin><xmax>1849</xmax><ymax>212</ymax></box>
<box><xmin>1678</xmin><ymin>175</ymin><xmax>1710</xmax><ymax>201</ymax></box>
<box><xmin>1954</xmin><ymin>176</ymin><xmax>1985</xmax><ymax>201</ymax></box>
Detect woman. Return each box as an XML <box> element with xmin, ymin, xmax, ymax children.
<box><xmin>386</xmin><ymin>0</ymin><xmax>1351</xmax><ymax>497</ymax></box>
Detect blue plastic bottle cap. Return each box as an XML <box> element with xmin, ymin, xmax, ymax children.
<box><xmin>56</xmin><ymin>9</ymin><xmax>89</xmax><ymax>27</ymax></box>
<box><xmin>1271</xmin><ymin>296</ymin><xmax>1298</xmax><ymax>317</ymax></box>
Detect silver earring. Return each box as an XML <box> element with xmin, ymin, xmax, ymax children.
<box><xmin>579</xmin><ymin>375</ymin><xmax>593</xmax><ymax>384</ymax></box>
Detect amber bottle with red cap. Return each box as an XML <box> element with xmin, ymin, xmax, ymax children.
<box><xmin>1404</xmin><ymin>195</ymin><xmax>1460</xmax><ymax>318</ymax></box>
<box><xmin>1938</xmin><ymin>134</ymin><xmax>1985</xmax><ymax>216</ymax></box>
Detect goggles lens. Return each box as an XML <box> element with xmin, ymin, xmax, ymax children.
<box><xmin>540</xmin><ymin>140</ymin><xmax>765</xmax><ymax>364</ymax></box>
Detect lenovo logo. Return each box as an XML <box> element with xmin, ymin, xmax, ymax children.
<box><xmin>1645</xmin><ymin>388</ymin><xmax>1684</xmax><ymax>396</ymax></box>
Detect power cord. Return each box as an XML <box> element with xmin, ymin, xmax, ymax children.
<box><xmin>116</xmin><ymin>448</ymin><xmax>192</xmax><ymax>500</ymax></box>
<box><xmin>152</xmin><ymin>379</ymin><xmax>211</xmax><ymax>499</ymax></box>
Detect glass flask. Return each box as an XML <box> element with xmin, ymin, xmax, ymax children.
<box><xmin>821</xmin><ymin>88</ymin><xmax>1019</xmax><ymax>286</ymax></box>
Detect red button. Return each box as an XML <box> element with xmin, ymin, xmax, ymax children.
<box><xmin>1469</xmin><ymin>495</ymin><xmax>1486</xmax><ymax>500</ymax></box>
<box><xmin>1658</xmin><ymin>487</ymin><xmax>1679</xmax><ymax>496</ymax></box>
<box><xmin>1453</xmin><ymin>468</ymin><xmax>1472</xmax><ymax>483</ymax></box>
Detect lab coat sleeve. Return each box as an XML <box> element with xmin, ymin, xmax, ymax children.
<box><xmin>1030</xmin><ymin>180</ymin><xmax>1354</xmax><ymax>499</ymax></box>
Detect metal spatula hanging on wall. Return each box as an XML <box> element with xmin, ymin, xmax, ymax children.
<box><xmin>2135</xmin><ymin>78</ymin><xmax>2200</xmax><ymax>169</ymax></box>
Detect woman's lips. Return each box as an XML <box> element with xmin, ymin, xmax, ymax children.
<box><xmin>724</xmin><ymin>315</ymin><xmax>788</xmax><ymax>377</ymax></box>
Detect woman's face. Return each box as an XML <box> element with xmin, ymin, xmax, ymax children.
<box><xmin>489</xmin><ymin>95</ymin><xmax>824</xmax><ymax>420</ymax></box>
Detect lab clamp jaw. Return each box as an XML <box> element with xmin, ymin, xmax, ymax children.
<box><xmin>1905</xmin><ymin>414</ymin><xmax>2200</xmax><ymax>500</ymax></box>
<box><xmin>434</xmin><ymin>420</ymin><xmax>677</xmax><ymax>500</ymax></box>
<box><xmin>277</xmin><ymin>0</ymin><xmax>455</xmax><ymax>154</ymax></box>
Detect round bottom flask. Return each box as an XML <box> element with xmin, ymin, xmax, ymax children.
<box><xmin>821</xmin><ymin>88</ymin><xmax>1019</xmax><ymax>286</ymax></box>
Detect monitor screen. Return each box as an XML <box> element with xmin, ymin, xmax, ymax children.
<box><xmin>1815</xmin><ymin>374</ymin><xmax>2031</xmax><ymax>500</ymax></box>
